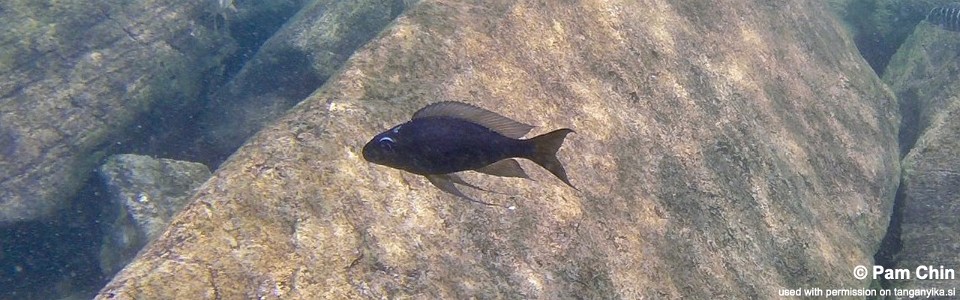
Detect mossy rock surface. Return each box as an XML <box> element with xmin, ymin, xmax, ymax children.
<box><xmin>196</xmin><ymin>0</ymin><xmax>415</xmax><ymax>158</ymax></box>
<box><xmin>883</xmin><ymin>20</ymin><xmax>960</xmax><ymax>294</ymax></box>
<box><xmin>0</xmin><ymin>0</ymin><xmax>235</xmax><ymax>224</ymax></box>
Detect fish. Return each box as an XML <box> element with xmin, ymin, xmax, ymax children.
<box><xmin>362</xmin><ymin>101</ymin><xmax>576</xmax><ymax>206</ymax></box>
<box><xmin>927</xmin><ymin>3</ymin><xmax>960</xmax><ymax>32</ymax></box>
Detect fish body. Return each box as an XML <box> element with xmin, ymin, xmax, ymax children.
<box><xmin>927</xmin><ymin>3</ymin><xmax>960</xmax><ymax>32</ymax></box>
<box><xmin>362</xmin><ymin>101</ymin><xmax>575</xmax><ymax>205</ymax></box>
<box><xmin>365</xmin><ymin>117</ymin><xmax>528</xmax><ymax>175</ymax></box>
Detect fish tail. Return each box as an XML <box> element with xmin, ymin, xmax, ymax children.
<box><xmin>525</xmin><ymin>128</ymin><xmax>577</xmax><ymax>189</ymax></box>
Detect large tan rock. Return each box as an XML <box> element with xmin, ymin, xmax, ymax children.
<box><xmin>98</xmin><ymin>0</ymin><xmax>899</xmax><ymax>298</ymax></box>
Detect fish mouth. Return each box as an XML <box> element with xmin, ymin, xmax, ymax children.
<box><xmin>361</xmin><ymin>142</ymin><xmax>375</xmax><ymax>161</ymax></box>
<box><xmin>361</xmin><ymin>141</ymin><xmax>382</xmax><ymax>163</ymax></box>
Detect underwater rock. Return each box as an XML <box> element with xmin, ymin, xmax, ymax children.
<box><xmin>0</xmin><ymin>0</ymin><xmax>234</xmax><ymax>224</ymax></box>
<box><xmin>883</xmin><ymin>22</ymin><xmax>960</xmax><ymax>153</ymax></box>
<box><xmin>882</xmin><ymin>22</ymin><xmax>960</xmax><ymax>293</ymax></box>
<box><xmin>825</xmin><ymin>0</ymin><xmax>934</xmax><ymax>74</ymax></box>
<box><xmin>97</xmin><ymin>154</ymin><xmax>211</xmax><ymax>277</ymax></box>
<box><xmin>196</xmin><ymin>0</ymin><xmax>415</xmax><ymax>161</ymax></box>
<box><xmin>97</xmin><ymin>1</ymin><xmax>899</xmax><ymax>298</ymax></box>
<box><xmin>896</xmin><ymin>105</ymin><xmax>960</xmax><ymax>294</ymax></box>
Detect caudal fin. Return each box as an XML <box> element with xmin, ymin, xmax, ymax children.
<box><xmin>526</xmin><ymin>129</ymin><xmax>576</xmax><ymax>189</ymax></box>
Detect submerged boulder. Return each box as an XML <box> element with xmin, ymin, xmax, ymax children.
<box><xmin>98</xmin><ymin>0</ymin><xmax>899</xmax><ymax>298</ymax></box>
<box><xmin>196</xmin><ymin>0</ymin><xmax>415</xmax><ymax>160</ymax></box>
<box><xmin>895</xmin><ymin>103</ymin><xmax>960</xmax><ymax>294</ymax></box>
<box><xmin>0</xmin><ymin>0</ymin><xmax>234</xmax><ymax>224</ymax></box>
<box><xmin>97</xmin><ymin>154</ymin><xmax>211</xmax><ymax>277</ymax></box>
<box><xmin>882</xmin><ymin>21</ymin><xmax>960</xmax><ymax>293</ymax></box>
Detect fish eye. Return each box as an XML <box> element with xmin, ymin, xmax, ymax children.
<box><xmin>378</xmin><ymin>136</ymin><xmax>396</xmax><ymax>150</ymax></box>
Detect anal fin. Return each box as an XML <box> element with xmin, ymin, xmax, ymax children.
<box><xmin>425</xmin><ymin>174</ymin><xmax>499</xmax><ymax>206</ymax></box>
<box><xmin>474</xmin><ymin>159</ymin><xmax>530</xmax><ymax>179</ymax></box>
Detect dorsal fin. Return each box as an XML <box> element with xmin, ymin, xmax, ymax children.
<box><xmin>412</xmin><ymin>101</ymin><xmax>534</xmax><ymax>138</ymax></box>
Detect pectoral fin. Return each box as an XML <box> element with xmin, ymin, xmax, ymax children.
<box><xmin>425</xmin><ymin>174</ymin><xmax>500</xmax><ymax>206</ymax></box>
<box><xmin>474</xmin><ymin>159</ymin><xmax>530</xmax><ymax>179</ymax></box>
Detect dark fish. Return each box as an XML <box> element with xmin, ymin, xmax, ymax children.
<box><xmin>362</xmin><ymin>101</ymin><xmax>576</xmax><ymax>206</ymax></box>
<box><xmin>927</xmin><ymin>3</ymin><xmax>960</xmax><ymax>32</ymax></box>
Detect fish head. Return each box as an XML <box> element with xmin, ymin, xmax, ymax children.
<box><xmin>362</xmin><ymin>124</ymin><xmax>405</xmax><ymax>168</ymax></box>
